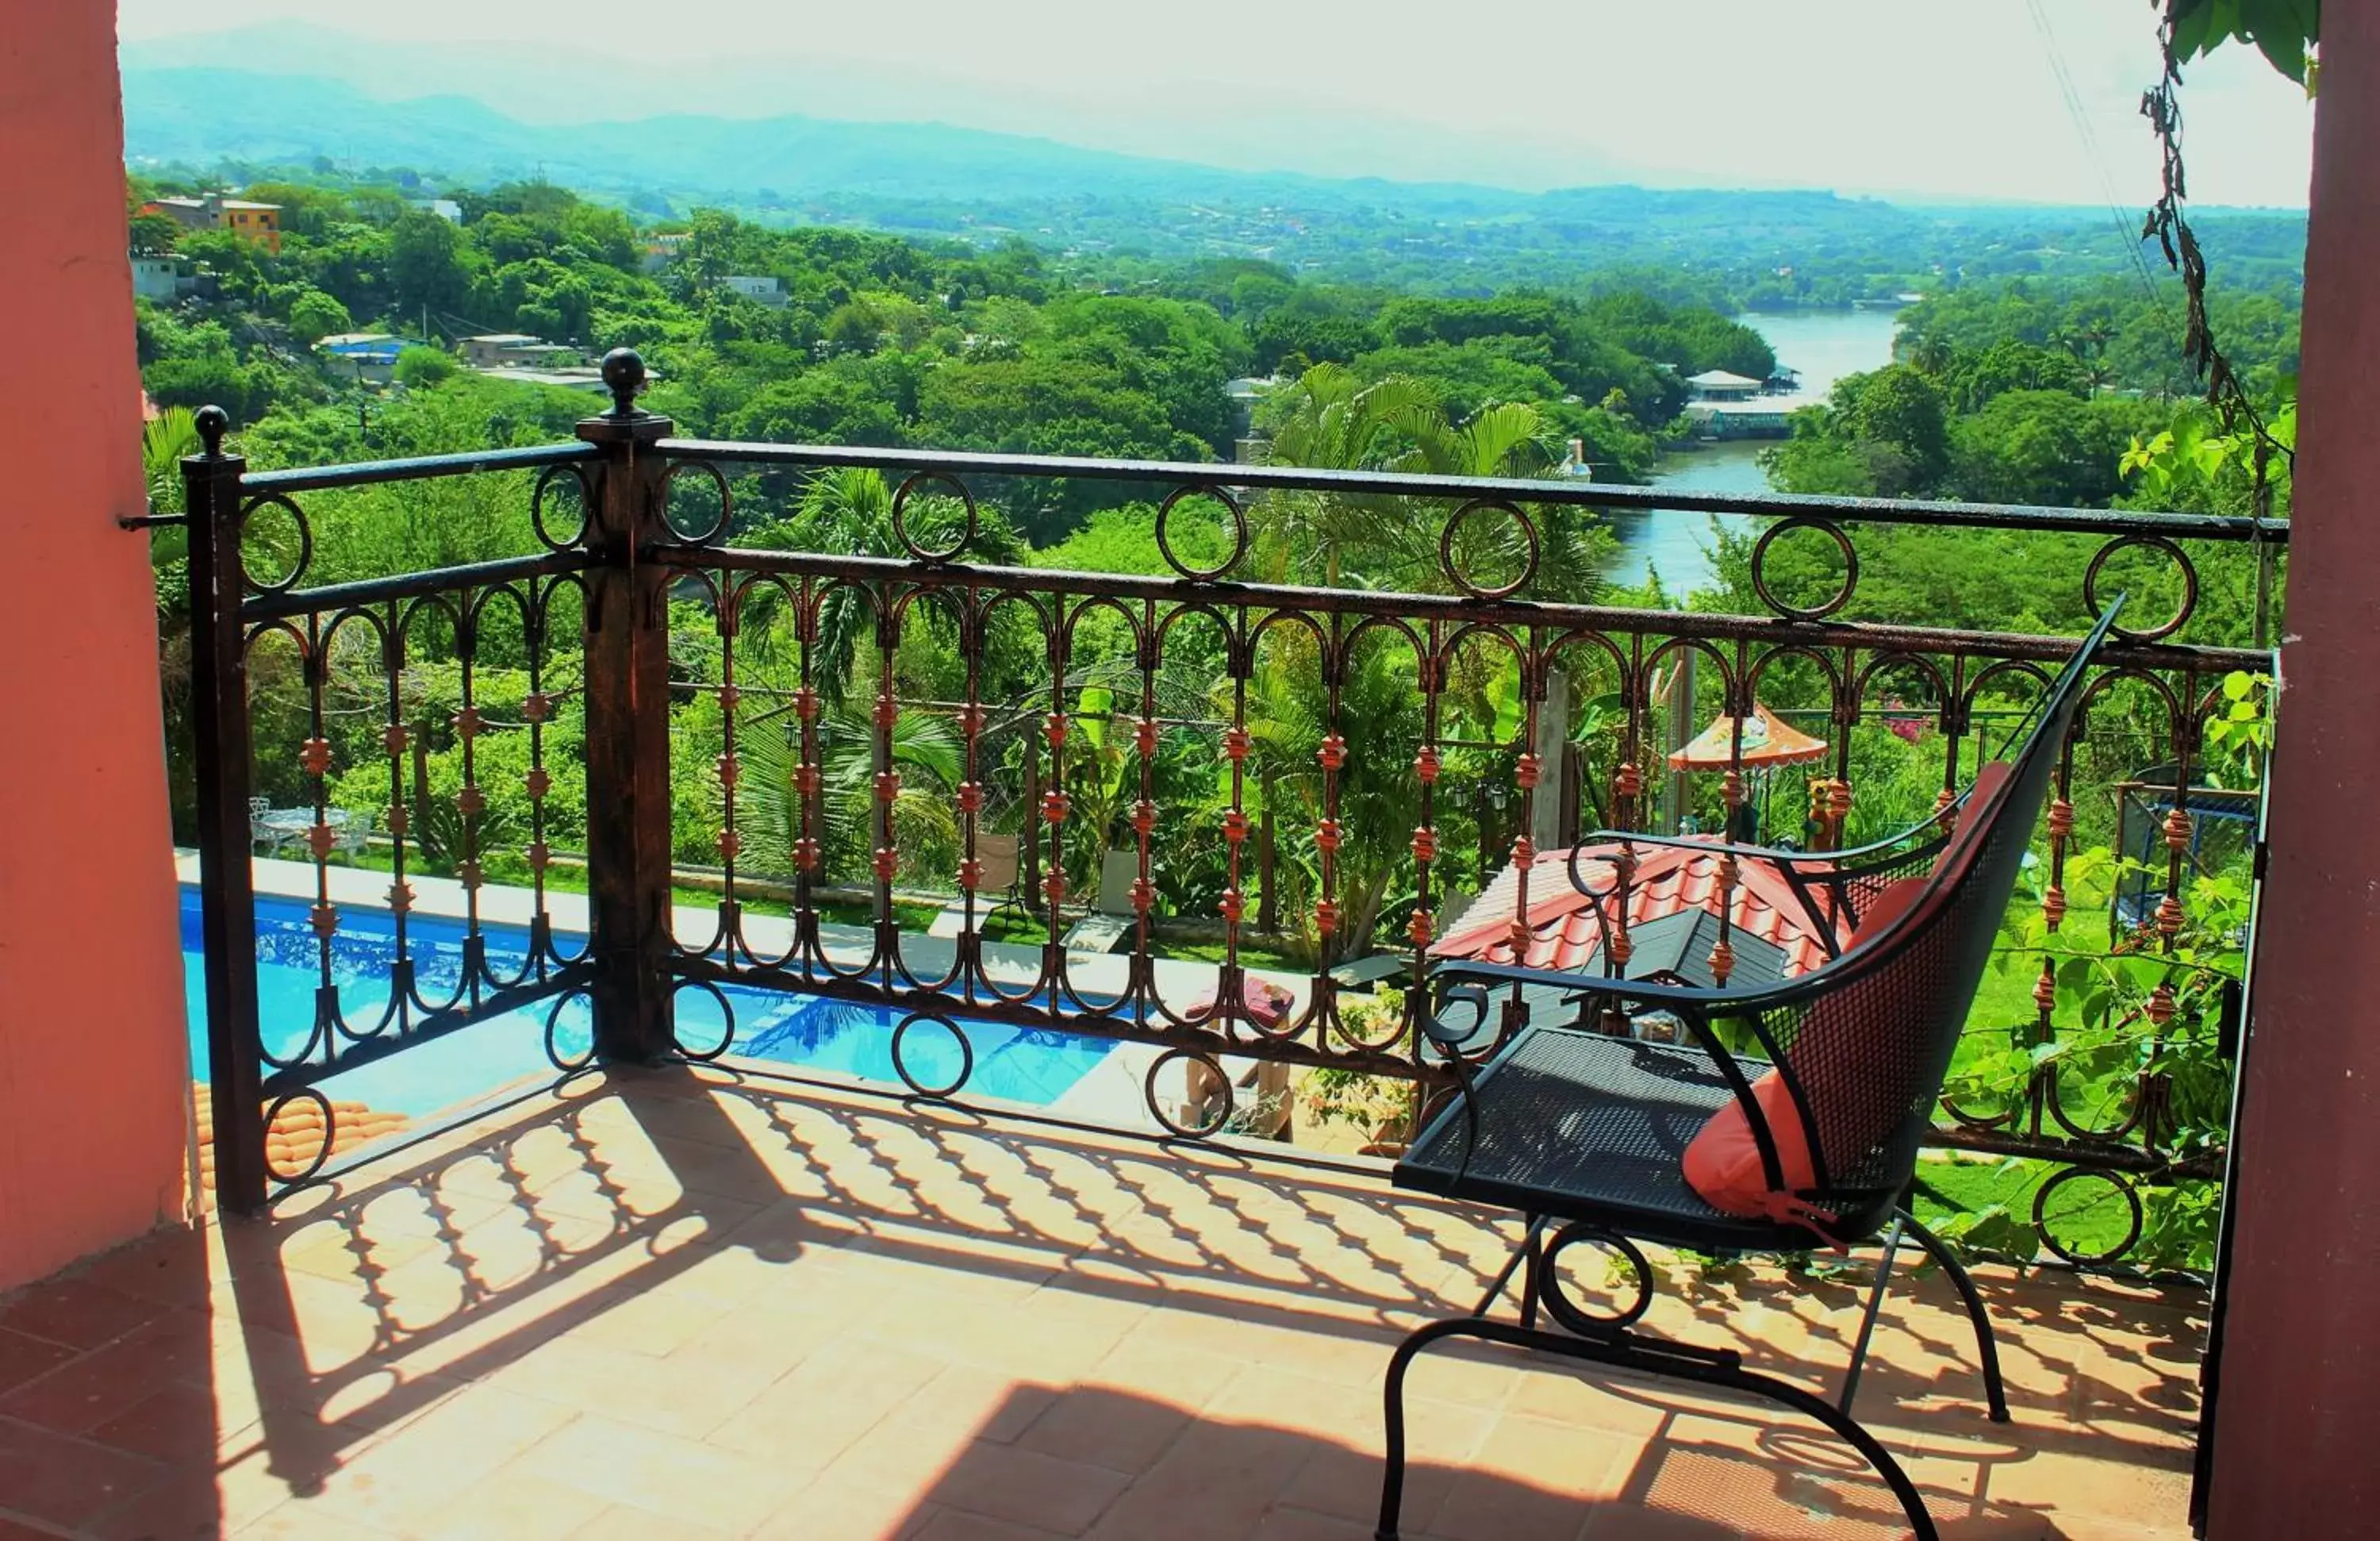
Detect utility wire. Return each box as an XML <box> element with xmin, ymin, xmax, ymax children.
<box><xmin>2024</xmin><ymin>0</ymin><xmax>2175</xmax><ymax>311</ymax></box>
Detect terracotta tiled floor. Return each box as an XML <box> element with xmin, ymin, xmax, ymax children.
<box><xmin>0</xmin><ymin>1068</ymin><xmax>2207</xmax><ymax>1539</ymax></box>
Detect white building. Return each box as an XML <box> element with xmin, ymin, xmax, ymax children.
<box><xmin>1684</xmin><ymin>370</ymin><xmax>1766</xmax><ymax>402</ymax></box>
<box><xmin>462</xmin><ymin>333</ymin><xmax>578</xmax><ymax>369</ymax></box>
<box><xmin>642</xmin><ymin>233</ymin><xmax>689</xmax><ymax>274</ymax></box>
<box><xmin>721</xmin><ymin>275</ymin><xmax>787</xmax><ymax>307</ymax></box>
<box><xmin>130</xmin><ymin>255</ymin><xmax>186</xmax><ymax>302</ymax></box>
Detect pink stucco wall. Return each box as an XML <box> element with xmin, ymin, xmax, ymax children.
<box><xmin>0</xmin><ymin>1</ymin><xmax>193</xmax><ymax>1291</ymax></box>
<box><xmin>2207</xmin><ymin>8</ymin><xmax>2380</xmax><ymax>1532</ymax></box>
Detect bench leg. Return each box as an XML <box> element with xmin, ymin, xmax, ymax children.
<box><xmin>1376</xmin><ymin>1314</ymin><xmax>1940</xmax><ymax>1541</ymax></box>
<box><xmin>1898</xmin><ymin>1207</ymin><xmax>2011</xmax><ymax>1423</ymax></box>
<box><xmin>1841</xmin><ymin>1213</ymin><xmax>1907</xmax><ymax>1415</ymax></box>
<box><xmin>1471</xmin><ymin>1213</ymin><xmax>1548</xmax><ymax>1321</ymax></box>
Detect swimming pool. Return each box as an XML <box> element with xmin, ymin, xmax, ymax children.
<box><xmin>178</xmin><ymin>888</ymin><xmax>1115</xmax><ymax>1117</ymax></box>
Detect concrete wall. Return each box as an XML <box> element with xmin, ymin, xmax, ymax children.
<box><xmin>0</xmin><ymin>1</ymin><xmax>193</xmax><ymax>1290</ymax></box>
<box><xmin>2208</xmin><ymin>8</ymin><xmax>2380</xmax><ymax>1532</ymax></box>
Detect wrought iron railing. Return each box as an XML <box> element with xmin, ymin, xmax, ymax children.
<box><xmin>181</xmin><ymin>349</ymin><xmax>2282</xmax><ymax>1268</ymax></box>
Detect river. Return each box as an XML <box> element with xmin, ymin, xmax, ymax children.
<box><xmin>1603</xmin><ymin>307</ymin><xmax>1902</xmax><ymax>593</ymax></box>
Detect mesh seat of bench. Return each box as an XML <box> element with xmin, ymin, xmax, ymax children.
<box><xmin>1395</xmin><ymin>1022</ymin><xmax>1876</xmax><ymax>1253</ymax></box>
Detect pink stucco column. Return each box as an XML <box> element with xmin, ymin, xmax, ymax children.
<box><xmin>2206</xmin><ymin>8</ymin><xmax>2380</xmax><ymax>1533</ymax></box>
<box><xmin>0</xmin><ymin>1</ymin><xmax>193</xmax><ymax>1291</ymax></box>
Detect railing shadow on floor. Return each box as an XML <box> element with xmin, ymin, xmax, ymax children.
<box><xmin>42</xmin><ymin>1063</ymin><xmax>2202</xmax><ymax>1535</ymax></box>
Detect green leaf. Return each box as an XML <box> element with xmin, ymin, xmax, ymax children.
<box><xmin>2251</xmin><ymin>27</ymin><xmax>2309</xmax><ymax>83</ymax></box>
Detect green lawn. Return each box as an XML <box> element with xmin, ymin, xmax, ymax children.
<box><xmin>1911</xmin><ymin>1152</ymin><xmax>2141</xmax><ymax>1262</ymax></box>
<box><xmin>1948</xmin><ymin>901</ymin><xmax>2135</xmax><ymax>1116</ymax></box>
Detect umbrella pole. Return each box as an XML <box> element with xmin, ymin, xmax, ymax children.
<box><xmin>1662</xmin><ymin>653</ymin><xmax>1695</xmax><ymax>835</ymax></box>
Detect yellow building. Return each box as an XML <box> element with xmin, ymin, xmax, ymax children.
<box><xmin>138</xmin><ymin>194</ymin><xmax>282</xmax><ymax>253</ymax></box>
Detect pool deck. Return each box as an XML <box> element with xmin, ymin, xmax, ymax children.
<box><xmin>0</xmin><ymin>1067</ymin><xmax>2206</xmax><ymax>1539</ymax></box>
<box><xmin>178</xmin><ymin>854</ymin><xmax>1313</xmax><ymax>1134</ymax></box>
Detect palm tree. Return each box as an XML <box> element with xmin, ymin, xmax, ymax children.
<box><xmin>1246</xmin><ymin>365</ymin><xmax>1616</xmax><ymax>953</ymax></box>
<box><xmin>733</xmin><ymin>697</ymin><xmax>962</xmax><ymax>886</ymax></box>
<box><xmin>1252</xmin><ymin>363</ymin><xmax>1600</xmax><ymax>598</ymax></box>
<box><xmin>735</xmin><ymin>467</ymin><xmax>893</xmax><ymax>704</ymax></box>
<box><xmin>1235</xmin><ymin>633</ymin><xmax>1431</xmax><ymax>959</ymax></box>
<box><xmin>141</xmin><ymin>406</ymin><xmax>201</xmax><ymax>624</ymax></box>
<box><xmin>1252</xmin><ymin>365</ymin><xmax>1449</xmax><ymax>587</ymax></box>
<box><xmin>141</xmin><ymin>405</ymin><xmax>200</xmax><ymax>510</ymax></box>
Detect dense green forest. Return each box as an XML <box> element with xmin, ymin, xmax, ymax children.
<box><xmin>132</xmin><ymin>173</ymin><xmax>1789</xmax><ymax>507</ymax></box>
<box><xmin>133</xmin><ymin>166</ymin><xmax>2299</xmax><ymax>522</ymax></box>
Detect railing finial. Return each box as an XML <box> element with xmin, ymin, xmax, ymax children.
<box><xmin>601</xmin><ymin>348</ymin><xmax>646</xmax><ymax>419</ymax></box>
<box><xmin>194</xmin><ymin>404</ymin><xmax>230</xmax><ymax>459</ymax></box>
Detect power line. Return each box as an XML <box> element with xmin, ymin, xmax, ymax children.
<box><xmin>2023</xmin><ymin>0</ymin><xmax>2174</xmax><ymax>312</ymax></box>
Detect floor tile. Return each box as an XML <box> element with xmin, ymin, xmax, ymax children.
<box><xmin>0</xmin><ymin>1078</ymin><xmax>2205</xmax><ymax>1541</ymax></box>
<box><xmin>512</xmin><ymin>1412</ymin><xmax>812</xmax><ymax>1534</ymax></box>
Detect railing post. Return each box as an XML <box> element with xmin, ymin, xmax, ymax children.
<box><xmin>578</xmin><ymin>350</ymin><xmax>678</xmax><ymax>1063</ymax></box>
<box><xmin>183</xmin><ymin>405</ymin><xmax>267</xmax><ymax>1215</ymax></box>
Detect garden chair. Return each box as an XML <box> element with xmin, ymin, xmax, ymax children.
<box><xmin>1374</xmin><ymin>600</ymin><xmax>2124</xmax><ymax>1541</ymax></box>
<box><xmin>249</xmin><ymin>801</ymin><xmax>373</xmax><ymax>864</ymax></box>
<box><xmin>930</xmin><ymin>832</ymin><xmax>1028</xmax><ymax>939</ymax></box>
<box><xmin>1060</xmin><ymin>848</ymin><xmax>1140</xmax><ymax>953</ymax></box>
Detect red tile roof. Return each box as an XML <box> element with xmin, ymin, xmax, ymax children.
<box><xmin>190</xmin><ymin>1082</ymin><xmax>411</xmax><ymax>1197</ymax></box>
<box><xmin>1436</xmin><ymin>836</ymin><xmax>1851</xmax><ymax>978</ymax></box>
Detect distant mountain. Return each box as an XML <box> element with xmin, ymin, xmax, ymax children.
<box><xmin>117</xmin><ymin>21</ymin><xmax>1641</xmax><ymax>192</ymax></box>
<box><xmin>124</xmin><ymin>67</ymin><xmax>1354</xmax><ymax>206</ymax></box>
<box><xmin>119</xmin><ymin>62</ymin><xmax>2305</xmax><ymax>300</ymax></box>
<box><xmin>121</xmin><ymin>66</ymin><xmax>1943</xmax><ymax>234</ymax></box>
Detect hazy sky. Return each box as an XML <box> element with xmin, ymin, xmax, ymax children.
<box><xmin>115</xmin><ymin>0</ymin><xmax>2315</xmax><ymax>206</ymax></box>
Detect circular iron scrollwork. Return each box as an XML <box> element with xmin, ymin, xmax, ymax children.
<box><xmin>661</xmin><ymin>460</ymin><xmax>733</xmax><ymax>546</ymax></box>
<box><xmin>1439</xmin><ymin>499</ymin><xmax>1541</xmax><ymax>600</ymax></box>
<box><xmin>2032</xmin><ymin>1166</ymin><xmax>2145</xmax><ymax>1267</ymax></box>
<box><xmin>1538</xmin><ymin>1221</ymin><xmax>1655</xmax><ymax>1335</ymax></box>
<box><xmin>1749</xmin><ymin>516</ymin><xmax>1858</xmax><ymax>621</ymax></box>
<box><xmin>532</xmin><ymin>464</ymin><xmax>593</xmax><ymax>552</ymax></box>
<box><xmin>543</xmin><ymin>989</ymin><xmax>597</xmax><ymax>1073</ymax></box>
<box><xmin>1330</xmin><ymin>974</ymin><xmax>1420</xmax><ymax>1054</ymax></box>
<box><xmin>890</xmin><ymin>472</ymin><xmax>979</xmax><ymax>563</ymax></box>
<box><xmin>261</xmin><ymin>1086</ymin><xmax>338</xmax><ymax>1186</ymax></box>
<box><xmin>671</xmin><ymin>979</ymin><xmax>736</xmax><ymax>1063</ymax></box>
<box><xmin>1155</xmin><ymin>486</ymin><xmax>1248</xmax><ymax>582</ymax></box>
<box><xmin>2084</xmin><ymin>534</ymin><xmax>2197</xmax><ymax>641</ymax></box>
<box><xmin>239</xmin><ymin>492</ymin><xmax>313</xmax><ymax>595</ymax></box>
<box><xmin>1144</xmin><ymin>1047</ymin><xmax>1234</xmax><ymax>1138</ymax></box>
<box><xmin>891</xmin><ymin>1012</ymin><xmax>975</xmax><ymax>1100</ymax></box>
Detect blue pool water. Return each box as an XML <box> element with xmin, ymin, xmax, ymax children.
<box><xmin>178</xmin><ymin>889</ymin><xmax>1114</xmax><ymax>1117</ymax></box>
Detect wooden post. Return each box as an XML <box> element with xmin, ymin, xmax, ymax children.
<box><xmin>578</xmin><ymin>351</ymin><xmax>676</xmax><ymax>1064</ymax></box>
<box><xmin>183</xmin><ymin>408</ymin><xmax>267</xmax><ymax>1214</ymax></box>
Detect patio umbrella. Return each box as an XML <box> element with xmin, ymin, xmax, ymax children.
<box><xmin>1667</xmin><ymin>704</ymin><xmax>1829</xmax><ymax>771</ymax></box>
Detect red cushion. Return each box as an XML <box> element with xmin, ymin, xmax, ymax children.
<box><xmin>1681</xmin><ymin>874</ymin><xmax>1928</xmax><ymax>1222</ymax></box>
<box><xmin>1933</xmin><ymin>761</ymin><xmax>2011</xmax><ymax>870</ymax></box>
<box><xmin>1683</xmin><ymin>760</ymin><xmax>2013</xmax><ymax>1224</ymax></box>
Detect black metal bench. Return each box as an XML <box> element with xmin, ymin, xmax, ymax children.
<box><xmin>1374</xmin><ymin>601</ymin><xmax>2125</xmax><ymax>1541</ymax></box>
